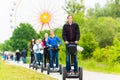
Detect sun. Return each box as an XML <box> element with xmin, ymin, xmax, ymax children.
<box><xmin>40</xmin><ymin>12</ymin><xmax>51</xmax><ymax>31</ymax></box>
<box><xmin>40</xmin><ymin>13</ymin><xmax>51</xmax><ymax>24</ymax></box>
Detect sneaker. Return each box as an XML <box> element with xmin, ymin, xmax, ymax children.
<box><xmin>74</xmin><ymin>71</ymin><xmax>79</xmax><ymax>75</ymax></box>
<box><xmin>67</xmin><ymin>71</ymin><xmax>70</xmax><ymax>75</ymax></box>
<box><xmin>50</xmin><ymin>68</ymin><xmax>53</xmax><ymax>71</ymax></box>
<box><xmin>56</xmin><ymin>68</ymin><xmax>59</xmax><ymax>71</ymax></box>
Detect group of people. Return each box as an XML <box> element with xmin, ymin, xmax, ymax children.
<box><xmin>30</xmin><ymin>29</ymin><xmax>62</xmax><ymax>70</ymax></box>
<box><xmin>30</xmin><ymin>15</ymin><xmax>80</xmax><ymax>74</ymax></box>
<box><xmin>1</xmin><ymin>48</ymin><xmax>27</xmax><ymax>64</ymax></box>
<box><xmin>15</xmin><ymin>48</ymin><xmax>27</xmax><ymax>63</ymax></box>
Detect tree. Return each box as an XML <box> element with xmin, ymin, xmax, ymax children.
<box><xmin>63</xmin><ymin>0</ymin><xmax>84</xmax><ymax>15</ymax></box>
<box><xmin>92</xmin><ymin>17</ymin><xmax>120</xmax><ymax>47</ymax></box>
<box><xmin>87</xmin><ymin>0</ymin><xmax>120</xmax><ymax>18</ymax></box>
<box><xmin>10</xmin><ymin>23</ymin><xmax>38</xmax><ymax>51</ymax></box>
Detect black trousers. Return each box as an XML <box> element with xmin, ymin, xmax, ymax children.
<box><xmin>30</xmin><ymin>52</ymin><xmax>34</xmax><ymax>63</ymax></box>
<box><xmin>44</xmin><ymin>48</ymin><xmax>50</xmax><ymax>67</ymax></box>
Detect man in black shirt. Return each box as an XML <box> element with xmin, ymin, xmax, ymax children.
<box><xmin>62</xmin><ymin>15</ymin><xmax>80</xmax><ymax>74</ymax></box>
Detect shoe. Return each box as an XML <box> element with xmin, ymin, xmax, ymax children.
<box><xmin>50</xmin><ymin>68</ymin><xmax>53</xmax><ymax>71</ymax></box>
<box><xmin>71</xmin><ymin>71</ymin><xmax>74</xmax><ymax>74</ymax></box>
<box><xmin>67</xmin><ymin>71</ymin><xmax>70</xmax><ymax>75</ymax></box>
<box><xmin>74</xmin><ymin>71</ymin><xmax>79</xmax><ymax>74</ymax></box>
<box><xmin>55</xmin><ymin>68</ymin><xmax>59</xmax><ymax>71</ymax></box>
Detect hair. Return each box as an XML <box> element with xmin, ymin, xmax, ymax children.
<box><xmin>67</xmin><ymin>14</ymin><xmax>73</xmax><ymax>19</ymax></box>
<box><xmin>30</xmin><ymin>38</ymin><xmax>35</xmax><ymax>45</ymax></box>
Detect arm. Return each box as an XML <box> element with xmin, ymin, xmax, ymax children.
<box><xmin>62</xmin><ymin>25</ymin><xmax>67</xmax><ymax>41</ymax></box>
<box><xmin>46</xmin><ymin>38</ymin><xmax>51</xmax><ymax>47</ymax></box>
<box><xmin>57</xmin><ymin>37</ymin><xmax>62</xmax><ymax>46</ymax></box>
<box><xmin>76</xmin><ymin>24</ymin><xmax>80</xmax><ymax>41</ymax></box>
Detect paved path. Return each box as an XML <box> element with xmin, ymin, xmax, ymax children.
<box><xmin>8</xmin><ymin>61</ymin><xmax>120</xmax><ymax>80</ymax></box>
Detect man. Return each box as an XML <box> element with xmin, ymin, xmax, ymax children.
<box><xmin>62</xmin><ymin>15</ymin><xmax>80</xmax><ymax>74</ymax></box>
<box><xmin>21</xmin><ymin>48</ymin><xmax>27</xmax><ymax>63</ymax></box>
<box><xmin>47</xmin><ymin>29</ymin><xmax>62</xmax><ymax>70</ymax></box>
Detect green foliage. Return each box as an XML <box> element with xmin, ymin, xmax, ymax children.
<box><xmin>73</xmin><ymin>12</ymin><xmax>85</xmax><ymax>28</ymax></box>
<box><xmin>82</xmin><ymin>17</ymin><xmax>120</xmax><ymax>47</ymax></box>
<box><xmin>92</xmin><ymin>37</ymin><xmax>120</xmax><ymax>64</ymax></box>
<box><xmin>63</xmin><ymin>0</ymin><xmax>83</xmax><ymax>15</ymax></box>
<box><xmin>92</xmin><ymin>17</ymin><xmax>119</xmax><ymax>47</ymax></box>
<box><xmin>87</xmin><ymin>0</ymin><xmax>120</xmax><ymax>18</ymax></box>
<box><xmin>80</xmin><ymin>31</ymin><xmax>99</xmax><ymax>59</ymax></box>
<box><xmin>6</xmin><ymin>23</ymin><xmax>38</xmax><ymax>51</ymax></box>
<box><xmin>0</xmin><ymin>43</ymin><xmax>4</xmax><ymax>51</ymax></box>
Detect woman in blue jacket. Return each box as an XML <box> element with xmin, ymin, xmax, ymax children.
<box><xmin>47</xmin><ymin>29</ymin><xmax>62</xmax><ymax>70</ymax></box>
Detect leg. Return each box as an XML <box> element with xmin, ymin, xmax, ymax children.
<box><xmin>37</xmin><ymin>53</ymin><xmax>41</xmax><ymax>65</ymax></box>
<box><xmin>55</xmin><ymin>51</ymin><xmax>58</xmax><ymax>68</ymax></box>
<box><xmin>47</xmin><ymin>49</ymin><xmax>50</xmax><ymax>64</ymax></box>
<box><xmin>66</xmin><ymin>44</ymin><xmax>71</xmax><ymax>72</ymax></box>
<box><xmin>74</xmin><ymin>53</ymin><xmax>78</xmax><ymax>72</ymax></box>
<box><xmin>49</xmin><ymin>50</ymin><xmax>54</xmax><ymax>68</ymax></box>
<box><xmin>31</xmin><ymin>53</ymin><xmax>34</xmax><ymax>63</ymax></box>
<box><xmin>33</xmin><ymin>53</ymin><xmax>37</xmax><ymax>64</ymax></box>
<box><xmin>44</xmin><ymin>49</ymin><xmax>47</xmax><ymax>67</ymax></box>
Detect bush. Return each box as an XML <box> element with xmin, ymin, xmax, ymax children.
<box><xmin>80</xmin><ymin>31</ymin><xmax>99</xmax><ymax>59</ymax></box>
<box><xmin>92</xmin><ymin>37</ymin><xmax>120</xmax><ymax>64</ymax></box>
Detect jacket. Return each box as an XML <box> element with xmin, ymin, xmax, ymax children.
<box><xmin>62</xmin><ymin>22</ymin><xmax>80</xmax><ymax>42</ymax></box>
<box><xmin>46</xmin><ymin>36</ymin><xmax>62</xmax><ymax>48</ymax></box>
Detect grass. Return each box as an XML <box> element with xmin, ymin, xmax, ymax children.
<box><xmin>59</xmin><ymin>54</ymin><xmax>120</xmax><ymax>75</ymax></box>
<box><xmin>0</xmin><ymin>57</ymin><xmax>56</xmax><ymax>80</ymax></box>
<box><xmin>78</xmin><ymin>59</ymin><xmax>120</xmax><ymax>75</ymax></box>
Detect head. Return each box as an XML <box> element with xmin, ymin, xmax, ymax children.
<box><xmin>38</xmin><ymin>39</ymin><xmax>42</xmax><ymax>43</ymax></box>
<box><xmin>31</xmin><ymin>38</ymin><xmax>35</xmax><ymax>43</ymax></box>
<box><xmin>44</xmin><ymin>33</ymin><xmax>48</xmax><ymax>38</ymax></box>
<box><xmin>36</xmin><ymin>40</ymin><xmax>38</xmax><ymax>44</ymax></box>
<box><xmin>50</xmin><ymin>29</ymin><xmax>54</xmax><ymax>36</ymax></box>
<box><xmin>16</xmin><ymin>49</ymin><xmax>19</xmax><ymax>52</ymax></box>
<box><xmin>67</xmin><ymin>15</ymin><xmax>73</xmax><ymax>24</ymax></box>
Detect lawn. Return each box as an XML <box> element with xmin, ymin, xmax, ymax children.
<box><xmin>0</xmin><ymin>58</ymin><xmax>56</xmax><ymax>80</ymax></box>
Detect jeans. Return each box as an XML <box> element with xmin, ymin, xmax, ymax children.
<box><xmin>66</xmin><ymin>44</ymin><xmax>78</xmax><ymax>72</ymax></box>
<box><xmin>49</xmin><ymin>50</ymin><xmax>58</xmax><ymax>68</ymax></box>
<box><xmin>22</xmin><ymin>57</ymin><xmax>26</xmax><ymax>63</ymax></box>
<box><xmin>34</xmin><ymin>53</ymin><xmax>41</xmax><ymax>65</ymax></box>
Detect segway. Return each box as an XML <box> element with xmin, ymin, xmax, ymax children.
<box><xmin>62</xmin><ymin>43</ymin><xmax>83</xmax><ymax>80</ymax></box>
<box><xmin>41</xmin><ymin>47</ymin><xmax>50</xmax><ymax>73</ymax></box>
<box><xmin>29</xmin><ymin>56</ymin><xmax>34</xmax><ymax>69</ymax></box>
<box><xmin>47</xmin><ymin>48</ymin><xmax>62</xmax><ymax>75</ymax></box>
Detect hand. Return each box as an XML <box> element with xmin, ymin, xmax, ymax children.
<box><xmin>65</xmin><ymin>41</ymin><xmax>69</xmax><ymax>44</ymax></box>
<box><xmin>58</xmin><ymin>44</ymin><xmax>60</xmax><ymax>47</ymax></box>
<box><xmin>49</xmin><ymin>45</ymin><xmax>52</xmax><ymax>47</ymax></box>
<box><xmin>75</xmin><ymin>41</ymin><xmax>78</xmax><ymax>44</ymax></box>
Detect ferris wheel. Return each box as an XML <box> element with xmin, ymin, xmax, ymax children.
<box><xmin>9</xmin><ymin>0</ymin><xmax>67</xmax><ymax>32</ymax></box>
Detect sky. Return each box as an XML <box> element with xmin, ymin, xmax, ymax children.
<box><xmin>0</xmin><ymin>0</ymin><xmax>107</xmax><ymax>43</ymax></box>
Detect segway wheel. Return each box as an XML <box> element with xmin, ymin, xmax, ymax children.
<box><xmin>62</xmin><ymin>67</ymin><xmax>66</xmax><ymax>80</ymax></box>
<box><xmin>47</xmin><ymin>65</ymin><xmax>50</xmax><ymax>75</ymax></box>
<box><xmin>59</xmin><ymin>65</ymin><xmax>62</xmax><ymax>75</ymax></box>
<box><xmin>79</xmin><ymin>67</ymin><xmax>83</xmax><ymax>80</ymax></box>
<box><xmin>41</xmin><ymin>64</ymin><xmax>43</xmax><ymax>73</ymax></box>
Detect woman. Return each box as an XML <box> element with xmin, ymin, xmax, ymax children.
<box><xmin>30</xmin><ymin>38</ymin><xmax>35</xmax><ymax>64</ymax></box>
<box><xmin>43</xmin><ymin>33</ymin><xmax>50</xmax><ymax>67</ymax></box>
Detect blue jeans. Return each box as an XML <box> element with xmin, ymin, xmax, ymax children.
<box><xmin>22</xmin><ymin>57</ymin><xmax>26</xmax><ymax>63</ymax></box>
<box><xmin>34</xmin><ymin>53</ymin><xmax>41</xmax><ymax>65</ymax></box>
<box><xmin>66</xmin><ymin>44</ymin><xmax>78</xmax><ymax>72</ymax></box>
<box><xmin>49</xmin><ymin>50</ymin><xmax>58</xmax><ymax>68</ymax></box>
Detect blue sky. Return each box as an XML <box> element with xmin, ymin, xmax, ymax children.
<box><xmin>0</xmin><ymin>0</ymin><xmax>107</xmax><ymax>43</ymax></box>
